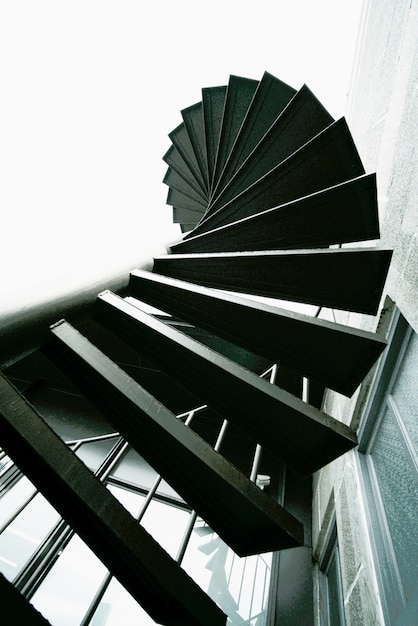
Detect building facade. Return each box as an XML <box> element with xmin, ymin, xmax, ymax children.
<box><xmin>312</xmin><ymin>1</ymin><xmax>418</xmax><ymax>624</ymax></box>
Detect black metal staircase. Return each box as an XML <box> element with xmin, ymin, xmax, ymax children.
<box><xmin>0</xmin><ymin>71</ymin><xmax>392</xmax><ymax>625</ymax></box>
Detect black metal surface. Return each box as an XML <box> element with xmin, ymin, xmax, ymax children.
<box><xmin>153</xmin><ymin>248</ymin><xmax>392</xmax><ymax>315</ymax></box>
<box><xmin>202</xmin><ymin>85</ymin><xmax>227</xmax><ymax>188</ymax></box>
<box><xmin>163</xmin><ymin>167</ymin><xmax>207</xmax><ymax>203</ymax></box>
<box><xmin>169</xmin><ymin>123</ymin><xmax>207</xmax><ymax>194</ymax></box>
<box><xmin>210</xmin><ymin>71</ymin><xmax>297</xmax><ymax>204</ymax></box>
<box><xmin>181</xmin><ymin>102</ymin><xmax>209</xmax><ymax>189</ymax></box>
<box><xmin>129</xmin><ymin>270</ymin><xmax>386</xmax><ymax>396</ymax></box>
<box><xmin>94</xmin><ymin>291</ymin><xmax>357</xmax><ymax>476</ymax></box>
<box><xmin>167</xmin><ymin>188</ymin><xmax>206</xmax><ymax>211</ymax></box>
<box><xmin>207</xmin><ymin>84</ymin><xmax>333</xmax><ymax>211</ymax></box>
<box><xmin>210</xmin><ymin>75</ymin><xmax>259</xmax><ymax>194</ymax></box>
<box><xmin>163</xmin><ymin>144</ymin><xmax>207</xmax><ymax>196</ymax></box>
<box><xmin>170</xmin><ymin>174</ymin><xmax>380</xmax><ymax>254</ymax></box>
<box><xmin>172</xmin><ymin>207</ymin><xmax>205</xmax><ymax>226</ymax></box>
<box><xmin>185</xmin><ymin>118</ymin><xmax>365</xmax><ymax>237</ymax></box>
<box><xmin>0</xmin><ymin>374</ymin><xmax>226</xmax><ymax>626</ymax></box>
<box><xmin>44</xmin><ymin>321</ymin><xmax>304</xmax><ymax>555</ymax></box>
<box><xmin>0</xmin><ymin>573</ymin><xmax>51</xmax><ymax>626</ymax></box>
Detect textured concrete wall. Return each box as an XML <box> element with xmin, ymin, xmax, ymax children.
<box><xmin>313</xmin><ymin>1</ymin><xmax>418</xmax><ymax>624</ymax></box>
<box><xmin>348</xmin><ymin>0</ymin><xmax>418</xmax><ymax>333</ymax></box>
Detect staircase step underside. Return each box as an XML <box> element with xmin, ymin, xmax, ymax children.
<box><xmin>181</xmin><ymin>102</ymin><xmax>209</xmax><ymax>189</ymax></box>
<box><xmin>173</xmin><ymin>207</ymin><xmax>205</xmax><ymax>225</ymax></box>
<box><xmin>93</xmin><ymin>291</ymin><xmax>357</xmax><ymax>476</ymax></box>
<box><xmin>169</xmin><ymin>123</ymin><xmax>207</xmax><ymax>194</ymax></box>
<box><xmin>202</xmin><ymin>85</ymin><xmax>227</xmax><ymax>188</ymax></box>
<box><xmin>163</xmin><ymin>167</ymin><xmax>207</xmax><ymax>203</ymax></box>
<box><xmin>129</xmin><ymin>269</ymin><xmax>386</xmax><ymax>397</ymax></box>
<box><xmin>188</xmin><ymin>118</ymin><xmax>365</xmax><ymax>237</ymax></box>
<box><xmin>211</xmin><ymin>72</ymin><xmax>299</xmax><ymax>205</ymax></box>
<box><xmin>44</xmin><ymin>321</ymin><xmax>304</xmax><ymax>555</ymax></box>
<box><xmin>163</xmin><ymin>144</ymin><xmax>207</xmax><ymax>196</ymax></box>
<box><xmin>153</xmin><ymin>248</ymin><xmax>392</xmax><ymax>315</ymax></box>
<box><xmin>211</xmin><ymin>75</ymin><xmax>259</xmax><ymax>193</ymax></box>
<box><xmin>171</xmin><ymin>174</ymin><xmax>379</xmax><ymax>254</ymax></box>
<box><xmin>0</xmin><ymin>373</ymin><xmax>226</xmax><ymax>626</ymax></box>
<box><xmin>207</xmin><ymin>83</ymin><xmax>334</xmax><ymax>212</ymax></box>
<box><xmin>167</xmin><ymin>188</ymin><xmax>207</xmax><ymax>211</ymax></box>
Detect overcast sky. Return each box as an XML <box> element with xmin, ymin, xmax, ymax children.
<box><xmin>0</xmin><ymin>0</ymin><xmax>364</xmax><ymax>314</ymax></box>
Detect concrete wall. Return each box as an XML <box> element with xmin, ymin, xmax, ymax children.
<box><xmin>312</xmin><ymin>1</ymin><xmax>418</xmax><ymax>624</ymax></box>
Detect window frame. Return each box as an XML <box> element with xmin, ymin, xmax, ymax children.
<box><xmin>317</xmin><ymin>518</ymin><xmax>346</xmax><ymax>626</ymax></box>
<box><xmin>357</xmin><ymin>308</ymin><xmax>417</xmax><ymax>623</ymax></box>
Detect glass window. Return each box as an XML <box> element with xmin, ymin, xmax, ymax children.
<box><xmin>110</xmin><ymin>446</ymin><xmax>184</xmax><ymax>503</ymax></box>
<box><xmin>182</xmin><ymin>519</ymin><xmax>272</xmax><ymax>625</ymax></box>
<box><xmin>319</xmin><ymin>533</ymin><xmax>345</xmax><ymax>626</ymax></box>
<box><xmin>370</xmin><ymin>404</ymin><xmax>418</xmax><ymax>601</ymax></box>
<box><xmin>89</xmin><ymin>577</ymin><xmax>156</xmax><ymax>626</ymax></box>
<box><xmin>0</xmin><ymin>476</ymin><xmax>36</xmax><ymax>529</ymax></box>
<box><xmin>0</xmin><ymin>492</ymin><xmax>60</xmax><ymax>582</ymax></box>
<box><xmin>359</xmin><ymin>315</ymin><xmax>418</xmax><ymax>623</ymax></box>
<box><xmin>30</xmin><ymin>534</ymin><xmax>108</xmax><ymax>626</ymax></box>
<box><xmin>75</xmin><ymin>436</ymin><xmax>120</xmax><ymax>472</ymax></box>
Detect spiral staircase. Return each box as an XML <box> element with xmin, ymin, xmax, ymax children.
<box><xmin>0</xmin><ymin>72</ymin><xmax>391</xmax><ymax>625</ymax></box>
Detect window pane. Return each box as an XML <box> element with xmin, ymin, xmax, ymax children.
<box><xmin>75</xmin><ymin>437</ymin><xmax>120</xmax><ymax>472</ymax></box>
<box><xmin>371</xmin><ymin>406</ymin><xmax>418</xmax><ymax>601</ymax></box>
<box><xmin>107</xmin><ymin>484</ymin><xmax>189</xmax><ymax>558</ymax></box>
<box><xmin>0</xmin><ymin>492</ymin><xmax>60</xmax><ymax>581</ymax></box>
<box><xmin>90</xmin><ymin>577</ymin><xmax>156</xmax><ymax>626</ymax></box>
<box><xmin>30</xmin><ymin>535</ymin><xmax>108</xmax><ymax>626</ymax></box>
<box><xmin>326</xmin><ymin>552</ymin><xmax>343</xmax><ymax>626</ymax></box>
<box><xmin>106</xmin><ymin>484</ymin><xmax>145</xmax><ymax>517</ymax></box>
<box><xmin>141</xmin><ymin>499</ymin><xmax>190</xmax><ymax>559</ymax></box>
<box><xmin>110</xmin><ymin>447</ymin><xmax>184</xmax><ymax>502</ymax></box>
<box><xmin>392</xmin><ymin>331</ymin><xmax>418</xmax><ymax>450</ymax></box>
<box><xmin>182</xmin><ymin>520</ymin><xmax>272</xmax><ymax>624</ymax></box>
<box><xmin>0</xmin><ymin>476</ymin><xmax>36</xmax><ymax>528</ymax></box>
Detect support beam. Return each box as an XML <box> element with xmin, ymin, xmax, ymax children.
<box><xmin>0</xmin><ymin>374</ymin><xmax>226</xmax><ymax>626</ymax></box>
<box><xmin>94</xmin><ymin>291</ymin><xmax>357</xmax><ymax>476</ymax></box>
<box><xmin>153</xmin><ymin>248</ymin><xmax>392</xmax><ymax>315</ymax></box>
<box><xmin>0</xmin><ymin>574</ymin><xmax>51</xmax><ymax>626</ymax></box>
<box><xmin>129</xmin><ymin>270</ymin><xmax>386</xmax><ymax>396</ymax></box>
<box><xmin>44</xmin><ymin>321</ymin><xmax>304</xmax><ymax>555</ymax></box>
<box><xmin>170</xmin><ymin>174</ymin><xmax>380</xmax><ymax>254</ymax></box>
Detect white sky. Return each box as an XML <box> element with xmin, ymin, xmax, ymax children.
<box><xmin>0</xmin><ymin>0</ymin><xmax>364</xmax><ymax>315</ymax></box>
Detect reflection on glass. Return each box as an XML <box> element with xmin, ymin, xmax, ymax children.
<box><xmin>392</xmin><ymin>330</ymin><xmax>418</xmax><ymax>450</ymax></box>
<box><xmin>107</xmin><ymin>484</ymin><xmax>190</xmax><ymax>560</ymax></box>
<box><xmin>75</xmin><ymin>437</ymin><xmax>120</xmax><ymax>472</ymax></box>
<box><xmin>182</xmin><ymin>520</ymin><xmax>272</xmax><ymax>625</ymax></box>
<box><xmin>90</xmin><ymin>577</ymin><xmax>156</xmax><ymax>626</ymax></box>
<box><xmin>372</xmin><ymin>406</ymin><xmax>418</xmax><ymax>602</ymax></box>
<box><xmin>0</xmin><ymin>492</ymin><xmax>60</xmax><ymax>581</ymax></box>
<box><xmin>141</xmin><ymin>499</ymin><xmax>190</xmax><ymax>559</ymax></box>
<box><xmin>30</xmin><ymin>535</ymin><xmax>108</xmax><ymax>626</ymax></box>
<box><xmin>111</xmin><ymin>447</ymin><xmax>184</xmax><ymax>502</ymax></box>
<box><xmin>0</xmin><ymin>476</ymin><xmax>36</xmax><ymax>529</ymax></box>
<box><xmin>106</xmin><ymin>484</ymin><xmax>144</xmax><ymax>517</ymax></box>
